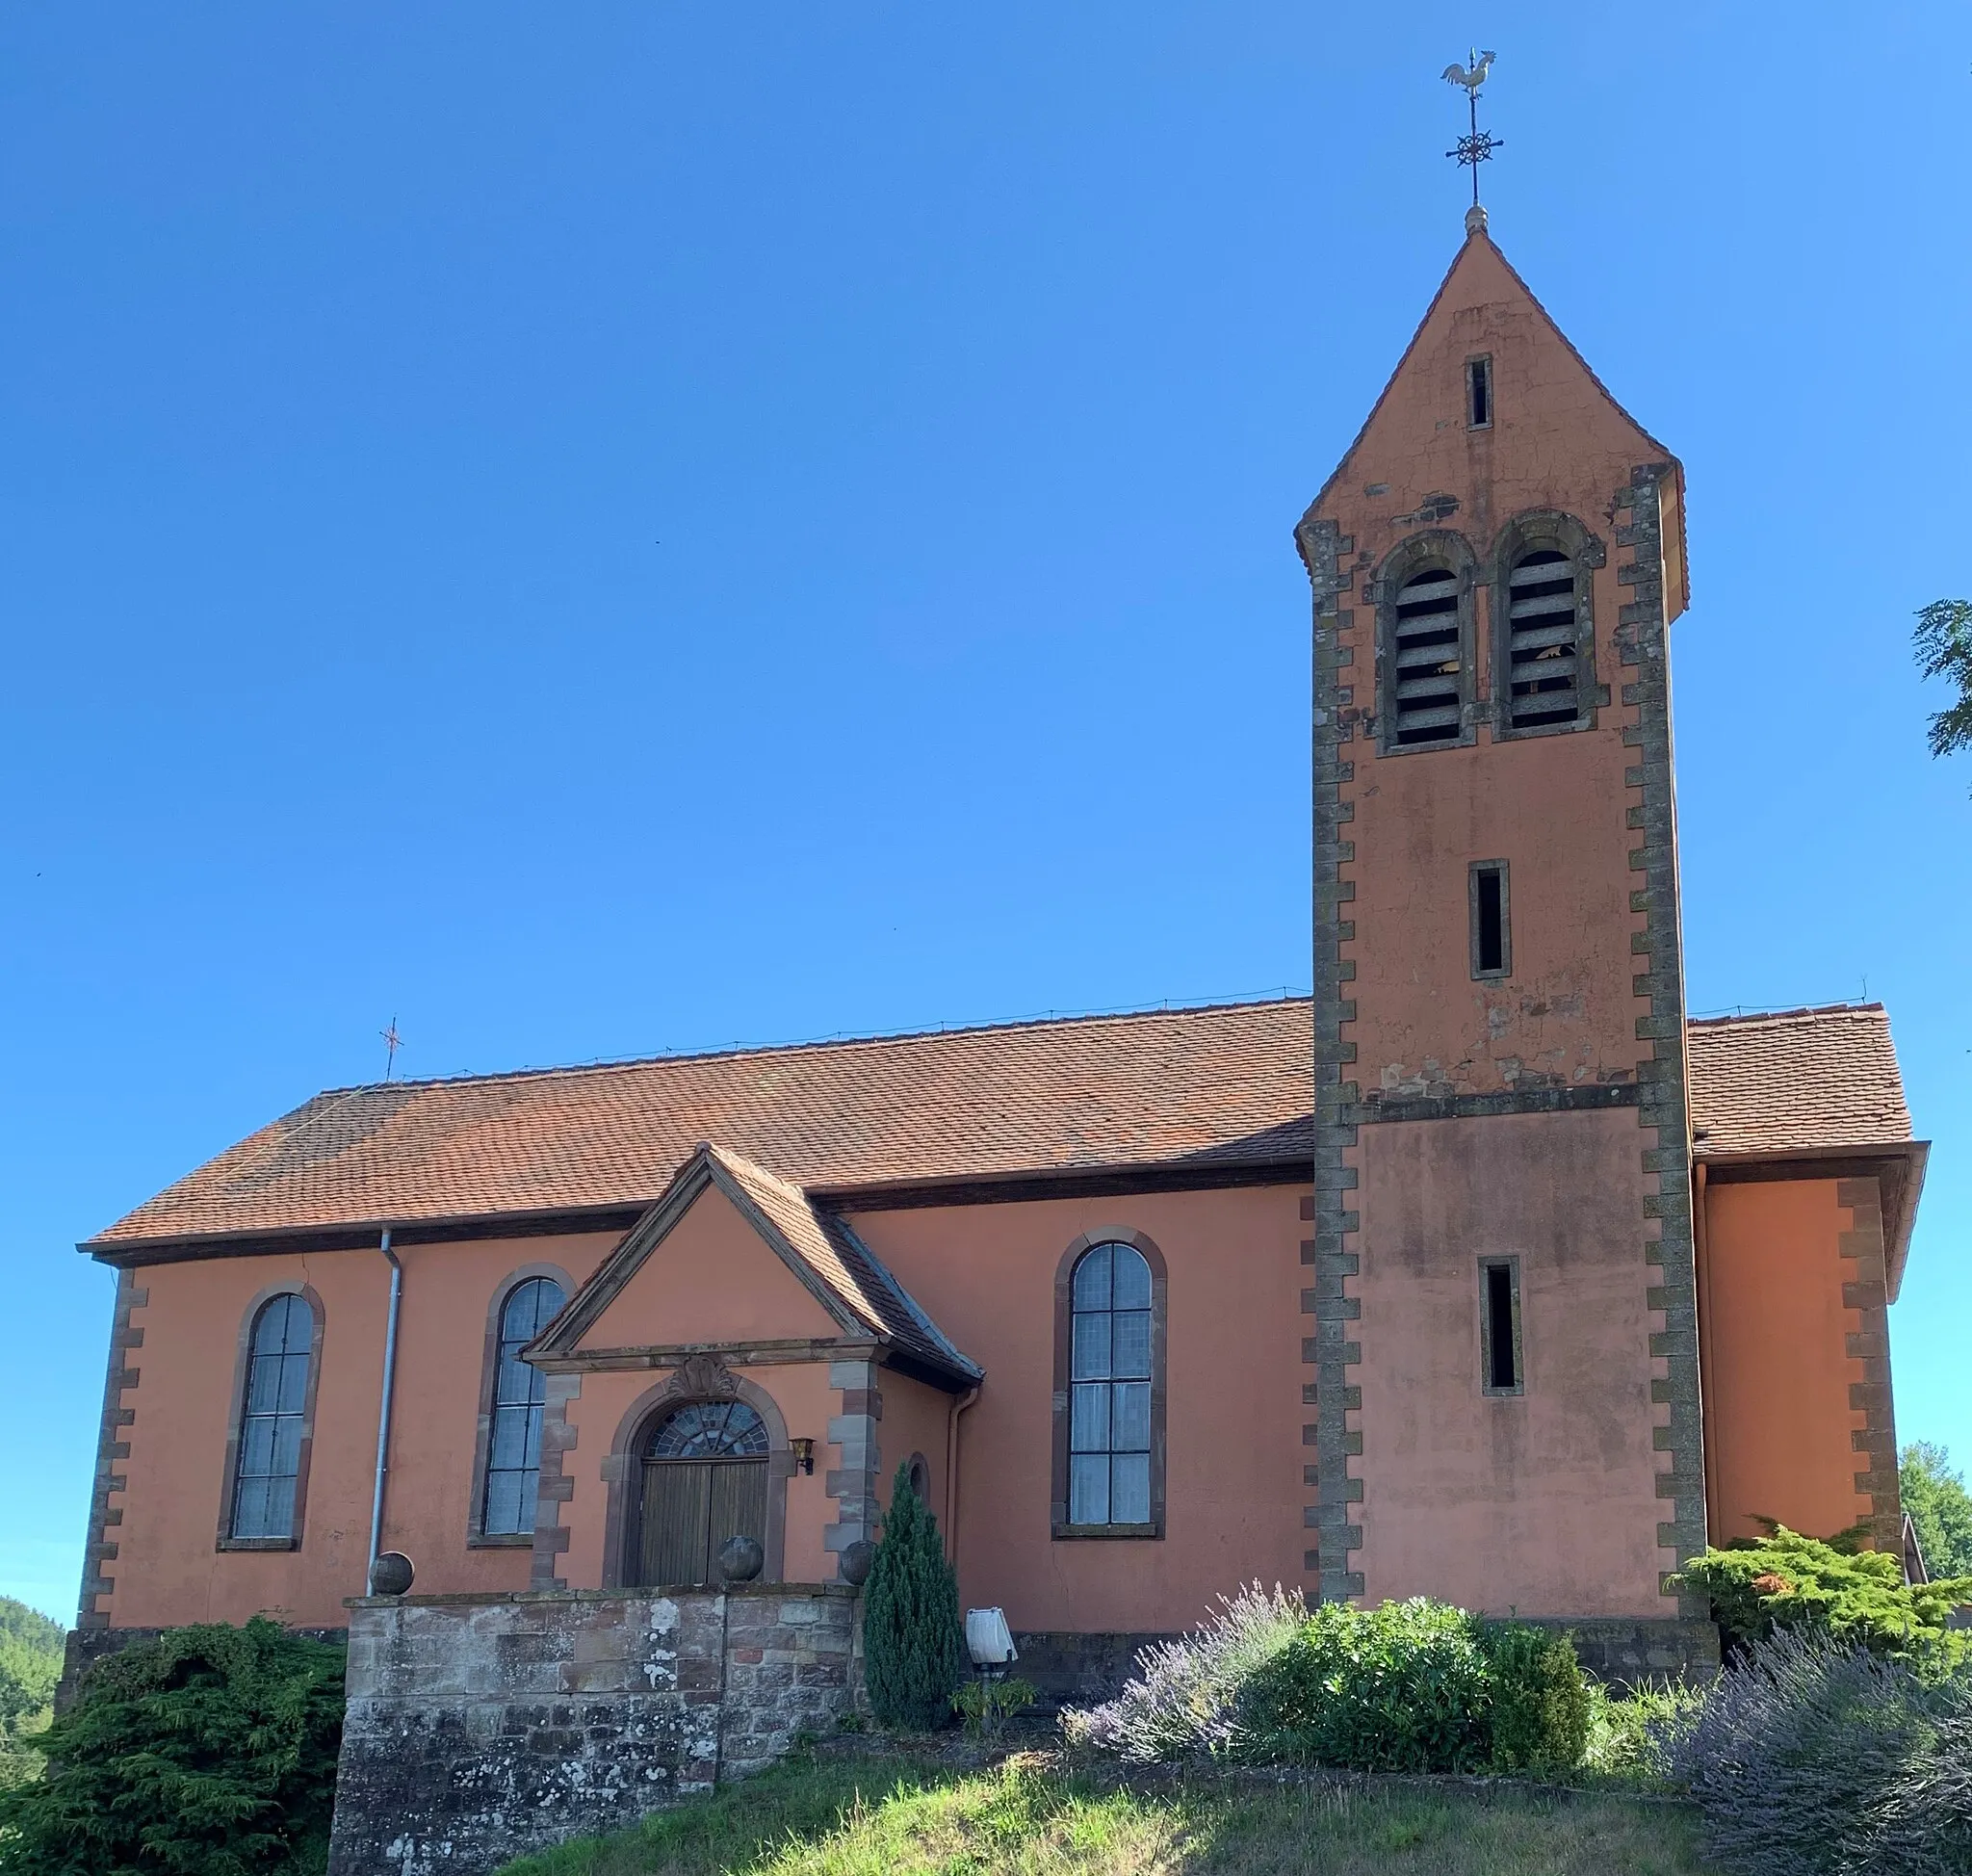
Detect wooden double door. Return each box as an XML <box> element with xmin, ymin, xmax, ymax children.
<box><xmin>630</xmin><ymin>1398</ymin><xmax>770</xmax><ymax>1588</ymax></box>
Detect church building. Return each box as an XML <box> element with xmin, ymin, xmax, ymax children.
<box><xmin>75</xmin><ymin>216</ymin><xmax>1929</xmax><ymax>1699</ymax></box>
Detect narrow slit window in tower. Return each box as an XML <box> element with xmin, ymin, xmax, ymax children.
<box><xmin>1466</xmin><ymin>356</ymin><xmax>1492</xmax><ymax>429</ymax></box>
<box><xmin>1390</xmin><ymin>568</ymin><xmax>1464</xmax><ymax>746</ymax></box>
<box><xmin>1505</xmin><ymin>548</ymin><xmax>1582</xmax><ymax>729</ymax></box>
<box><xmin>1481</xmin><ymin>1261</ymin><xmax>1521</xmax><ymax>1394</ymax></box>
<box><xmin>1469</xmin><ymin>859</ymin><xmax>1510</xmax><ymax>978</ymax></box>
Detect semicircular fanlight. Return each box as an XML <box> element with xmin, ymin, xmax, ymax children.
<box><xmin>648</xmin><ymin>1399</ymin><xmax>769</xmax><ymax>1460</ymax></box>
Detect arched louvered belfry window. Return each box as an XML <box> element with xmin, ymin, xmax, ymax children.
<box><xmin>1503</xmin><ymin>548</ymin><xmax>1583</xmax><ymax>730</ymax></box>
<box><xmin>1492</xmin><ymin>514</ymin><xmax>1601</xmax><ymax>738</ymax></box>
<box><xmin>229</xmin><ymin>1292</ymin><xmax>317</xmax><ymax>1542</ymax></box>
<box><xmin>1380</xmin><ymin>548</ymin><xmax>1473</xmax><ymax>750</ymax></box>
<box><xmin>480</xmin><ymin>1276</ymin><xmax>566</xmax><ymax>1536</ymax></box>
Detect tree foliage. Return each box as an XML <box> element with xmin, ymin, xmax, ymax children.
<box><xmin>0</xmin><ymin>1617</ymin><xmax>344</xmax><ymax>1876</ymax></box>
<box><xmin>1674</xmin><ymin>1525</ymin><xmax>1972</xmax><ymax>1661</ymax></box>
<box><xmin>1903</xmin><ymin>1441</ymin><xmax>1972</xmax><ymax>1580</ymax></box>
<box><xmin>1914</xmin><ymin>598</ymin><xmax>1972</xmax><ymax>780</ymax></box>
<box><xmin>861</xmin><ymin>1463</ymin><xmax>967</xmax><ymax>1733</ymax></box>
<box><xmin>0</xmin><ymin>1601</ymin><xmax>64</xmax><ymax>1792</ymax></box>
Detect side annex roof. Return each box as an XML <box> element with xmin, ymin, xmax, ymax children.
<box><xmin>531</xmin><ymin>1143</ymin><xmax>982</xmax><ymax>1392</ymax></box>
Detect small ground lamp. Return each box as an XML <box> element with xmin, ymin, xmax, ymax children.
<box><xmin>965</xmin><ymin>1607</ymin><xmax>1018</xmax><ymax>1669</ymax></box>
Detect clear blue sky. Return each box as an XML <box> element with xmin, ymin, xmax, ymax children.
<box><xmin>2</xmin><ymin>3</ymin><xmax>1966</xmax><ymax>1623</ymax></box>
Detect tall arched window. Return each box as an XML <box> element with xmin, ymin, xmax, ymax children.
<box><xmin>1067</xmin><ymin>1240</ymin><xmax>1155</xmax><ymax>1527</ymax></box>
<box><xmin>230</xmin><ymin>1292</ymin><xmax>316</xmax><ymax>1541</ymax></box>
<box><xmin>1388</xmin><ymin>560</ymin><xmax>1466</xmax><ymax>745</ymax></box>
<box><xmin>1502</xmin><ymin>547</ymin><xmax>1582</xmax><ymax>730</ymax></box>
<box><xmin>480</xmin><ymin>1276</ymin><xmax>566</xmax><ymax>1536</ymax></box>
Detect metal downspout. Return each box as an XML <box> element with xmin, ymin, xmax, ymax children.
<box><xmin>367</xmin><ymin>1229</ymin><xmax>401</xmax><ymax>1589</ymax></box>
<box><xmin>945</xmin><ymin>1383</ymin><xmax>981</xmax><ymax>1571</ymax></box>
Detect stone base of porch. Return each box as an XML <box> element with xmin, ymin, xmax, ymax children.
<box><xmin>326</xmin><ymin>1585</ymin><xmax>862</xmax><ymax>1876</ymax></box>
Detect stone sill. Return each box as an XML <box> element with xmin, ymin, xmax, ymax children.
<box><xmin>345</xmin><ymin>1582</ymin><xmax>859</xmax><ymax>1610</ymax></box>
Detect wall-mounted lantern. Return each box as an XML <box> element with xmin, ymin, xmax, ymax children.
<box><xmin>791</xmin><ymin>1437</ymin><xmax>816</xmax><ymax>1475</ymax></box>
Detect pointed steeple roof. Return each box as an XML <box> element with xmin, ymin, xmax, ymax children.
<box><xmin>1303</xmin><ymin>222</ymin><xmax>1689</xmax><ymax>618</ymax></box>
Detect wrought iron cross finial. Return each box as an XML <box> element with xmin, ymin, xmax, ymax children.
<box><xmin>380</xmin><ymin>1016</ymin><xmax>402</xmax><ymax>1080</ymax></box>
<box><xmin>1442</xmin><ymin>49</ymin><xmax>1502</xmax><ymax>209</ymax></box>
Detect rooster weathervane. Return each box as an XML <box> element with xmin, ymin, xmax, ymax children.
<box><xmin>1443</xmin><ymin>50</ymin><xmax>1503</xmax><ymax>211</ymax></box>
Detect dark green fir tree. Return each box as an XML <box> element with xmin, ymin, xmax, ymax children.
<box><xmin>0</xmin><ymin>1616</ymin><xmax>345</xmax><ymax>1874</ymax></box>
<box><xmin>862</xmin><ymin>1461</ymin><xmax>968</xmax><ymax>1732</ymax></box>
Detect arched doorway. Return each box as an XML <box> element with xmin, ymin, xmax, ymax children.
<box><xmin>629</xmin><ymin>1399</ymin><xmax>770</xmax><ymax>1587</ymax></box>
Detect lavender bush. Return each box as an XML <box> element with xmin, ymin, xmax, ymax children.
<box><xmin>1059</xmin><ymin>1582</ymin><xmax>1305</xmax><ymax>1763</ymax></box>
<box><xmin>1668</xmin><ymin>1626</ymin><xmax>1972</xmax><ymax>1875</ymax></box>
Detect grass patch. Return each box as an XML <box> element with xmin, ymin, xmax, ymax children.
<box><xmin>496</xmin><ymin>1750</ymin><xmax>1709</xmax><ymax>1876</ymax></box>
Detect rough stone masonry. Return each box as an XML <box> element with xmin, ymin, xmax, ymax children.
<box><xmin>327</xmin><ymin>1584</ymin><xmax>863</xmax><ymax>1876</ymax></box>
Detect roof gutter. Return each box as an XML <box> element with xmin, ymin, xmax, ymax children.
<box><xmin>1695</xmin><ymin>1138</ymin><xmax>1930</xmax><ymax>1303</ymax></box>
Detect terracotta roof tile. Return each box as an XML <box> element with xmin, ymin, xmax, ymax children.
<box><xmin>1685</xmin><ymin>1004</ymin><xmax>1913</xmax><ymax>1158</ymax></box>
<box><xmin>91</xmin><ymin>1000</ymin><xmax>1318</xmax><ymax>1247</ymax></box>
<box><xmin>88</xmin><ymin>997</ymin><xmax>1918</xmax><ymax>1251</ymax></box>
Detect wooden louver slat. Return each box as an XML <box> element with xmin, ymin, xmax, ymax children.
<box><xmin>1389</xmin><ymin>565</ymin><xmax>1464</xmax><ymax>746</ymax></box>
<box><xmin>1505</xmin><ymin>548</ymin><xmax>1581</xmax><ymax>730</ymax></box>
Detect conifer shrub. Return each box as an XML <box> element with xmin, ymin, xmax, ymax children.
<box><xmin>861</xmin><ymin>1463</ymin><xmax>967</xmax><ymax>1733</ymax></box>
<box><xmin>1472</xmin><ymin>1619</ymin><xmax>1593</xmax><ymax>1777</ymax></box>
<box><xmin>0</xmin><ymin>1617</ymin><xmax>345</xmax><ymax>1876</ymax></box>
<box><xmin>1674</xmin><ymin>1525</ymin><xmax>1972</xmax><ymax>1660</ymax></box>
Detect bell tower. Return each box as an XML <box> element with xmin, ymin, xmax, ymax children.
<box><xmin>1296</xmin><ymin>215</ymin><xmax>1706</xmax><ymax>1623</ymax></box>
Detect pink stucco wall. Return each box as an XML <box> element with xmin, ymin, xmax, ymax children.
<box><xmin>1701</xmin><ymin>1178</ymin><xmax>1872</xmax><ymax>1546</ymax></box>
<box><xmin>1354</xmin><ymin>1108</ymin><xmax>1665</xmax><ymax>1617</ymax></box>
<box><xmin>105</xmin><ymin>1230</ymin><xmax>619</xmax><ymax>1629</ymax></box>
<box><xmin>849</xmin><ymin>1184</ymin><xmax>1308</xmax><ymax>1635</ymax></box>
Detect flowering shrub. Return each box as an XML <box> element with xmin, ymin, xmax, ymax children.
<box><xmin>1058</xmin><ymin>1582</ymin><xmax>1305</xmax><ymax>1762</ymax></box>
<box><xmin>1063</xmin><ymin>1590</ymin><xmax>1589</xmax><ymax>1775</ymax></box>
<box><xmin>1668</xmin><ymin>1626</ymin><xmax>1972</xmax><ymax>1876</ymax></box>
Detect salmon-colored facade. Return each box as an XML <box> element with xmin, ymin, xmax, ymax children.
<box><xmin>77</xmin><ymin>220</ymin><xmax>1928</xmax><ymax>1673</ymax></box>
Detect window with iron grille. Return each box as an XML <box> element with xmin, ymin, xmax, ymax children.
<box><xmin>1502</xmin><ymin>547</ymin><xmax>1583</xmax><ymax>731</ymax></box>
<box><xmin>480</xmin><ymin>1275</ymin><xmax>566</xmax><ymax>1536</ymax></box>
<box><xmin>230</xmin><ymin>1292</ymin><xmax>315</xmax><ymax>1541</ymax></box>
<box><xmin>1388</xmin><ymin>565</ymin><xmax>1466</xmax><ymax>746</ymax></box>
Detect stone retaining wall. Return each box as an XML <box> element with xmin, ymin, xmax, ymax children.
<box><xmin>326</xmin><ymin>1585</ymin><xmax>861</xmax><ymax>1876</ymax></box>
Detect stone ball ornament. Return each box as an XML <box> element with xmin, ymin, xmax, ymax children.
<box><xmin>838</xmin><ymin>1539</ymin><xmax>875</xmax><ymax>1588</ymax></box>
<box><xmin>716</xmin><ymin>1534</ymin><xmax>765</xmax><ymax>1584</ymax></box>
<box><xmin>368</xmin><ymin>1550</ymin><xmax>416</xmax><ymax>1597</ymax></box>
